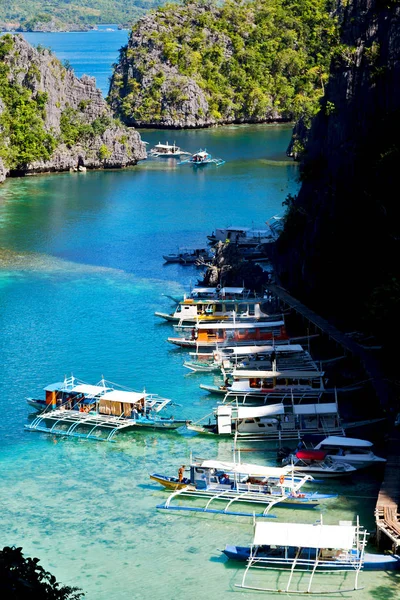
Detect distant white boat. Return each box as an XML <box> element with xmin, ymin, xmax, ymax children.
<box><xmin>148</xmin><ymin>142</ymin><xmax>191</xmax><ymax>158</ymax></box>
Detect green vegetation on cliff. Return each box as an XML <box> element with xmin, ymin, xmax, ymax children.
<box><xmin>0</xmin><ymin>1</ymin><xmax>175</xmax><ymax>31</ymax></box>
<box><xmin>109</xmin><ymin>0</ymin><xmax>339</xmax><ymax>127</ymax></box>
<box><xmin>0</xmin><ymin>35</ymin><xmax>57</xmax><ymax>169</ymax></box>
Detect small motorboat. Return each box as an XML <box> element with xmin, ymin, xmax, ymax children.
<box><xmin>312</xmin><ymin>435</ymin><xmax>386</xmax><ymax>468</ymax></box>
<box><xmin>282</xmin><ymin>450</ymin><xmax>357</xmax><ymax>477</ymax></box>
<box><xmin>180</xmin><ymin>149</ymin><xmax>225</xmax><ymax>166</ymax></box>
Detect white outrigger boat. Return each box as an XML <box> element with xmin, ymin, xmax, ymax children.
<box><xmin>155</xmin><ymin>296</ymin><xmax>278</xmax><ymax>324</ymax></box>
<box><xmin>152</xmin><ymin>458</ymin><xmax>337</xmax><ymax>518</ymax></box>
<box><xmin>312</xmin><ymin>436</ymin><xmax>386</xmax><ymax>468</ymax></box>
<box><xmin>187</xmin><ymin>395</ymin><xmax>345</xmax><ymax>442</ymax></box>
<box><xmin>167</xmin><ymin>320</ymin><xmax>289</xmax><ymax>349</ymax></box>
<box><xmin>164</xmin><ymin>286</ymin><xmax>266</xmax><ymax>304</ymax></box>
<box><xmin>200</xmin><ymin>366</ymin><xmax>326</xmax><ymax>400</ymax></box>
<box><xmin>25</xmin><ymin>376</ymin><xmax>188</xmax><ymax>442</ymax></box>
<box><xmin>180</xmin><ymin>149</ymin><xmax>225</xmax><ymax>166</ymax></box>
<box><xmin>183</xmin><ymin>344</ymin><xmax>310</xmax><ymax>373</ymax></box>
<box><xmin>148</xmin><ymin>141</ymin><xmax>191</xmax><ymax>158</ymax></box>
<box><xmin>224</xmin><ymin>517</ymin><xmax>370</xmax><ymax>593</ymax></box>
<box><xmin>162</xmin><ymin>247</ymin><xmax>213</xmax><ymax>265</ymax></box>
<box><xmin>207</xmin><ymin>216</ymin><xmax>283</xmax><ymax>247</ymax></box>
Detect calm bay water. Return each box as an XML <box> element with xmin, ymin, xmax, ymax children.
<box><xmin>0</xmin><ymin>29</ymin><xmax>398</xmax><ymax>600</ymax></box>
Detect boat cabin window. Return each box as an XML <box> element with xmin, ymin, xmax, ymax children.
<box><xmin>299</xmin><ymin>379</ymin><xmax>309</xmax><ymax>386</ymax></box>
<box><xmin>224</xmin><ymin>303</ymin><xmax>235</xmax><ymax>312</ymax></box>
<box><xmin>262</xmin><ymin>379</ymin><xmax>274</xmax><ymax>389</ymax></box>
<box><xmin>176</xmin><ymin>305</ymin><xmax>182</xmax><ymax>313</ymax></box>
<box><xmin>312</xmin><ymin>379</ymin><xmax>321</xmax><ymax>388</ymax></box>
<box><xmin>249</xmin><ymin>378</ymin><xmax>261</xmax><ymax>388</ymax></box>
<box><xmin>244</xmin><ymin>419</ymin><xmax>255</xmax><ymax>424</ymax></box>
<box><xmin>276</xmin><ymin>378</ymin><xmax>287</xmax><ymax>386</ymax></box>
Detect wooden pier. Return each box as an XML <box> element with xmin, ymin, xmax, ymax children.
<box><xmin>375</xmin><ymin>428</ymin><xmax>400</xmax><ymax>550</ymax></box>
<box><xmin>267</xmin><ymin>283</ymin><xmax>391</xmax><ymax>408</ymax></box>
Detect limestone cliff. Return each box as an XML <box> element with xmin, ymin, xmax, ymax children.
<box><xmin>108</xmin><ymin>0</ymin><xmax>337</xmax><ymax>128</ymax></box>
<box><xmin>0</xmin><ymin>35</ymin><xmax>146</xmax><ymax>183</ymax></box>
<box><xmin>274</xmin><ymin>0</ymin><xmax>400</xmax><ymax>345</ymax></box>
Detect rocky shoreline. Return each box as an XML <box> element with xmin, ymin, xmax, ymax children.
<box><xmin>0</xmin><ymin>35</ymin><xmax>146</xmax><ymax>184</ymax></box>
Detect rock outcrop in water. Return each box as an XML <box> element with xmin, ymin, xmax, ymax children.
<box><xmin>108</xmin><ymin>0</ymin><xmax>337</xmax><ymax>128</ymax></box>
<box><xmin>0</xmin><ymin>35</ymin><xmax>146</xmax><ymax>183</ymax></box>
<box><xmin>273</xmin><ymin>0</ymin><xmax>400</xmax><ymax>347</ymax></box>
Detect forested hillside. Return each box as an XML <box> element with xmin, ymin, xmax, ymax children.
<box><xmin>0</xmin><ymin>0</ymin><xmax>174</xmax><ymax>31</ymax></box>
<box><xmin>109</xmin><ymin>0</ymin><xmax>339</xmax><ymax>128</ymax></box>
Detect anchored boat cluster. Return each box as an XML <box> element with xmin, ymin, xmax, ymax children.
<box><xmin>24</xmin><ymin>222</ymin><xmax>400</xmax><ymax>593</ymax></box>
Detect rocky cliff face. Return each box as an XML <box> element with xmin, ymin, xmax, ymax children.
<box><xmin>0</xmin><ymin>35</ymin><xmax>146</xmax><ymax>183</ymax></box>
<box><xmin>109</xmin><ymin>0</ymin><xmax>335</xmax><ymax>128</ymax></box>
<box><xmin>274</xmin><ymin>0</ymin><xmax>400</xmax><ymax>343</ymax></box>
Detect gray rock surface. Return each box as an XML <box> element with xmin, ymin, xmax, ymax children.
<box><xmin>0</xmin><ymin>35</ymin><xmax>146</xmax><ymax>182</ymax></box>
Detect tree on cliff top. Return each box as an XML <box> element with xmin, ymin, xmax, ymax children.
<box><xmin>0</xmin><ymin>546</ymin><xmax>84</xmax><ymax>599</ymax></box>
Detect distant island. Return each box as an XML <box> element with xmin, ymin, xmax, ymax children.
<box><xmin>0</xmin><ymin>0</ymin><xmax>176</xmax><ymax>32</ymax></box>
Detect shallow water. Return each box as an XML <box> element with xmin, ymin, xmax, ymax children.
<box><xmin>0</xmin><ymin>124</ymin><xmax>398</xmax><ymax>599</ymax></box>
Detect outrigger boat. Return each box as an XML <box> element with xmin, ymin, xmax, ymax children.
<box><xmin>148</xmin><ymin>141</ymin><xmax>191</xmax><ymax>158</ymax></box>
<box><xmin>152</xmin><ymin>458</ymin><xmax>337</xmax><ymax>518</ymax></box>
<box><xmin>25</xmin><ymin>376</ymin><xmax>188</xmax><ymax>442</ymax></box>
<box><xmin>183</xmin><ymin>344</ymin><xmax>311</xmax><ymax>373</ymax></box>
<box><xmin>207</xmin><ymin>216</ymin><xmax>283</xmax><ymax>247</ymax></box>
<box><xmin>155</xmin><ymin>296</ymin><xmax>278</xmax><ymax>325</ymax></box>
<box><xmin>200</xmin><ymin>366</ymin><xmax>326</xmax><ymax>399</ymax></box>
<box><xmin>180</xmin><ymin>149</ymin><xmax>225</xmax><ymax>166</ymax></box>
<box><xmin>186</xmin><ymin>395</ymin><xmax>345</xmax><ymax>442</ymax></box>
<box><xmin>167</xmin><ymin>320</ymin><xmax>288</xmax><ymax>349</ymax></box>
<box><xmin>164</xmin><ymin>286</ymin><xmax>266</xmax><ymax>304</ymax></box>
<box><xmin>224</xmin><ymin>517</ymin><xmax>371</xmax><ymax>593</ymax></box>
<box><xmin>162</xmin><ymin>247</ymin><xmax>213</xmax><ymax>265</ymax></box>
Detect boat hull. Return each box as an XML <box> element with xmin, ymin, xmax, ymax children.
<box><xmin>150</xmin><ymin>473</ymin><xmax>193</xmax><ymax>490</ymax></box>
<box><xmin>223</xmin><ymin>546</ymin><xmax>400</xmax><ymax>570</ymax></box>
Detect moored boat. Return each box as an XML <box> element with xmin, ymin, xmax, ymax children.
<box><xmin>282</xmin><ymin>450</ymin><xmax>357</xmax><ymax>477</ymax></box>
<box><xmin>152</xmin><ymin>458</ymin><xmax>337</xmax><ymax>518</ymax></box>
<box><xmin>162</xmin><ymin>247</ymin><xmax>213</xmax><ymax>265</ymax></box>
<box><xmin>187</xmin><ymin>396</ymin><xmax>345</xmax><ymax>441</ymax></box>
<box><xmin>25</xmin><ymin>376</ymin><xmax>189</xmax><ymax>441</ymax></box>
<box><xmin>225</xmin><ymin>518</ymin><xmax>369</xmax><ymax>593</ymax></box>
<box><xmin>180</xmin><ymin>149</ymin><xmax>225</xmax><ymax>166</ymax></box>
<box><xmin>167</xmin><ymin>320</ymin><xmax>288</xmax><ymax>349</ymax></box>
<box><xmin>312</xmin><ymin>435</ymin><xmax>386</xmax><ymax>468</ymax></box>
<box><xmin>207</xmin><ymin>215</ymin><xmax>283</xmax><ymax>247</ymax></box>
<box><xmin>148</xmin><ymin>141</ymin><xmax>190</xmax><ymax>157</ymax></box>
<box><xmin>155</xmin><ymin>296</ymin><xmax>276</xmax><ymax>324</ymax></box>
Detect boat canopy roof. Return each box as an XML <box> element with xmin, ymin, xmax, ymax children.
<box><xmin>70</xmin><ymin>384</ymin><xmax>110</xmax><ymax>396</ymax></box>
<box><xmin>231</xmin><ymin>369</ymin><xmax>324</xmax><ymax>378</ymax></box>
<box><xmin>44</xmin><ymin>382</ymin><xmax>65</xmax><ymax>392</ymax></box>
<box><xmin>191</xmin><ymin>287</ymin><xmax>217</xmax><ymax>294</ymax></box>
<box><xmin>220</xmin><ymin>287</ymin><xmax>245</xmax><ymax>294</ymax></box>
<box><xmin>154</xmin><ymin>142</ymin><xmax>178</xmax><ymax>148</ymax></box>
<box><xmin>317</xmin><ymin>436</ymin><xmax>373</xmax><ymax>448</ymax></box>
<box><xmin>216</xmin><ymin>403</ymin><xmax>285</xmax><ymax>419</ymax></box>
<box><xmin>198</xmin><ymin>460</ymin><xmax>292</xmax><ymax>478</ymax></box>
<box><xmin>253</xmin><ymin>522</ymin><xmax>356</xmax><ymax>550</ymax></box>
<box><xmin>197</xmin><ymin>320</ymin><xmax>284</xmax><ymax>330</ymax></box>
<box><xmin>293</xmin><ymin>403</ymin><xmax>337</xmax><ymax>415</ymax></box>
<box><xmin>100</xmin><ymin>390</ymin><xmax>145</xmax><ymax>404</ymax></box>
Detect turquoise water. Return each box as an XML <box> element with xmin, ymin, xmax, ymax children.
<box><xmin>0</xmin><ymin>125</ymin><xmax>398</xmax><ymax>599</ymax></box>
<box><xmin>0</xmin><ymin>27</ymin><xmax>398</xmax><ymax>600</ymax></box>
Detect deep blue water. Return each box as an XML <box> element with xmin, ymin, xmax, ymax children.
<box><xmin>0</xmin><ymin>29</ymin><xmax>395</xmax><ymax>600</ymax></box>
